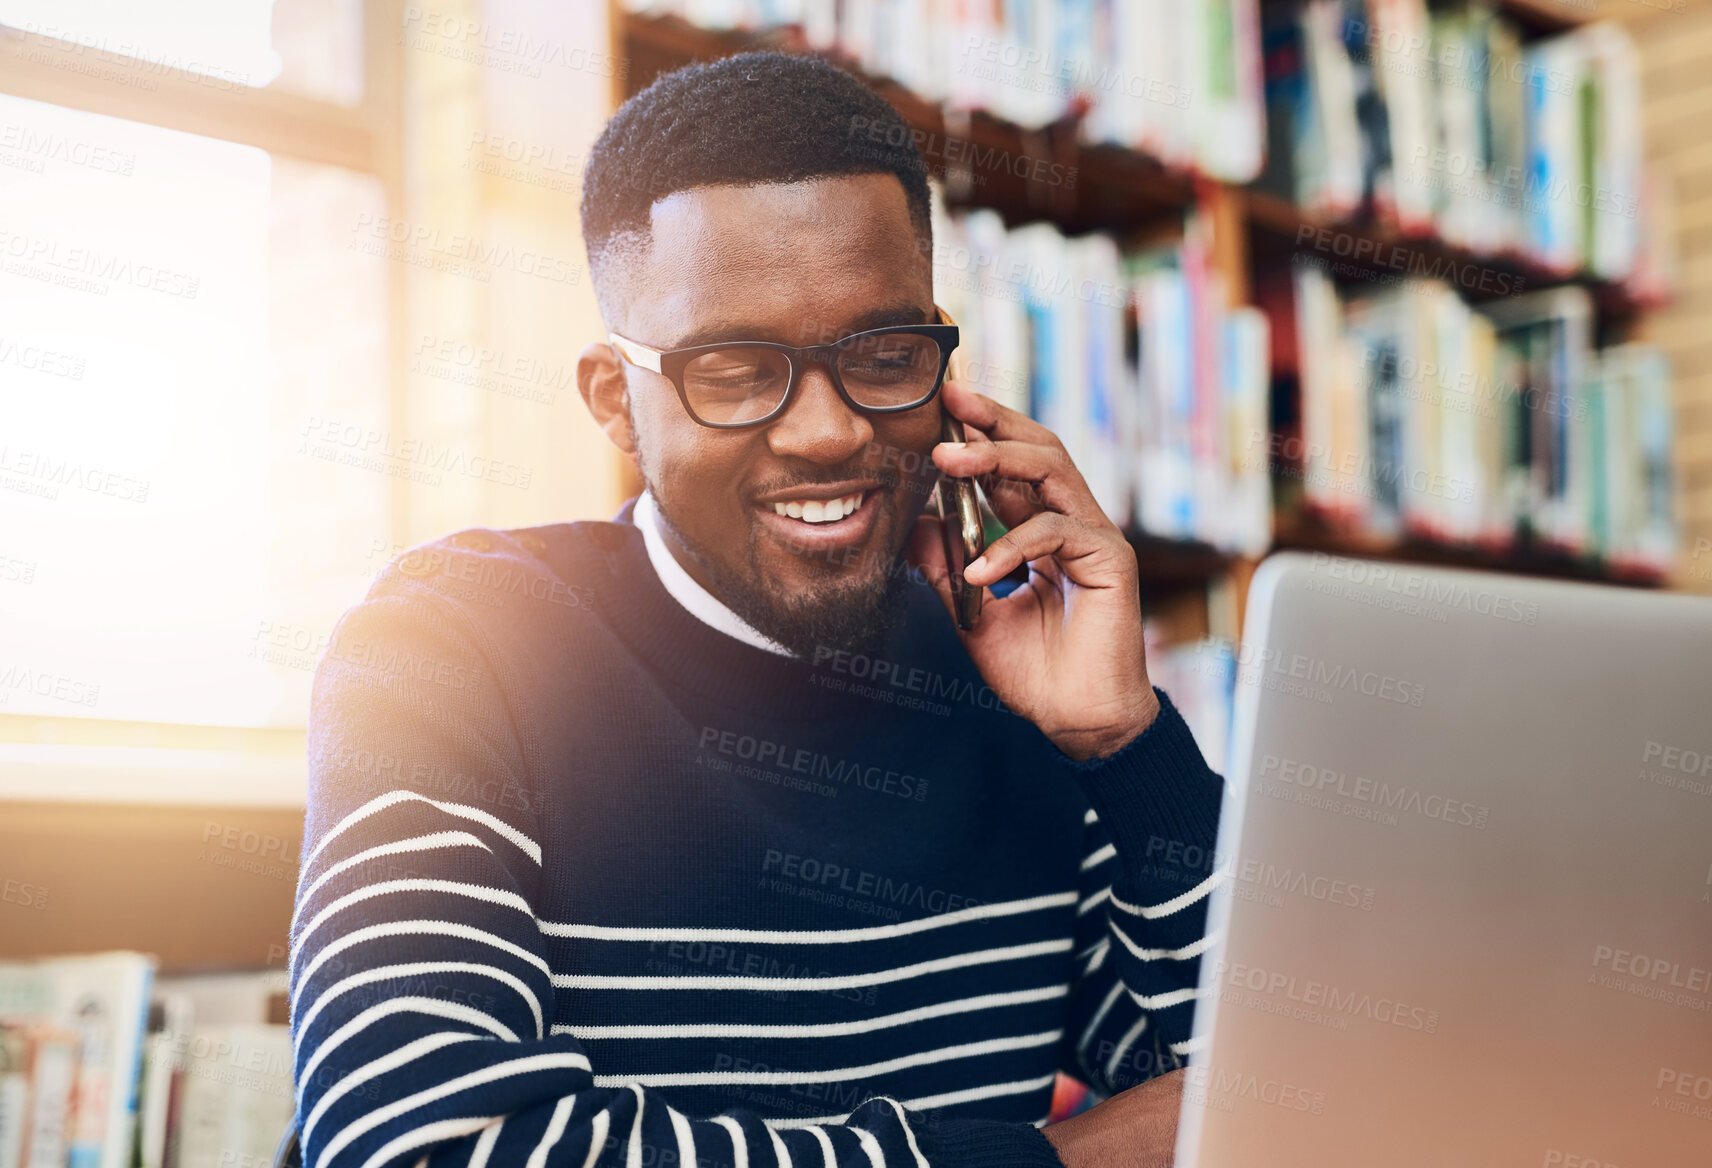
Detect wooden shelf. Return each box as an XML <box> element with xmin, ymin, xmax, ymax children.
<box><xmin>1246</xmin><ymin>190</ymin><xmax>1650</xmax><ymax>320</ymax></box>
<box><xmin>619</xmin><ymin>13</ymin><xmax>1195</xmax><ymax>235</ymax></box>
<box><xmin>1272</xmin><ymin>511</ymin><xmax>1668</xmax><ymax>589</ymax></box>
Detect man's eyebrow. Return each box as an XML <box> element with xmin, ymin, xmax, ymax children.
<box><xmin>669</xmin><ymin>304</ymin><xmax>932</xmax><ymax>350</ymax></box>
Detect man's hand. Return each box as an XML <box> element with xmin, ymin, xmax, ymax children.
<box><xmin>908</xmin><ymin>378</ymin><xmax>1159</xmax><ymax>761</ymax></box>
<box><xmin>1042</xmin><ymin>1070</ymin><xmax>1186</xmax><ymax>1168</ymax></box>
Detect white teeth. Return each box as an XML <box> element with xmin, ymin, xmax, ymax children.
<box><xmin>769</xmin><ymin>491</ymin><xmax>866</xmax><ymax>524</ymax></box>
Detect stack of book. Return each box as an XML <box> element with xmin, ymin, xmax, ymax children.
<box><xmin>1260</xmin><ymin>1</ymin><xmax>1652</xmax><ymax>284</ymax></box>
<box><xmin>933</xmin><ymin>197</ymin><xmax>1273</xmax><ymax>555</ymax></box>
<box><xmin>623</xmin><ymin>0</ymin><xmax>1268</xmax><ymax>181</ymax></box>
<box><xmin>0</xmin><ymin>956</ymin><xmax>292</xmax><ymax>1168</ymax></box>
<box><xmin>1288</xmin><ymin>263</ymin><xmax>1676</xmax><ymax>573</ymax></box>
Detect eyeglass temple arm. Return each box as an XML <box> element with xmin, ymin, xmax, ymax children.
<box><xmin>608</xmin><ymin>332</ymin><xmax>662</xmax><ymax>374</ymax></box>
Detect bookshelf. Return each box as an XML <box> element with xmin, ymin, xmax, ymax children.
<box><xmin>608</xmin><ymin>0</ymin><xmax>1678</xmax><ymax>640</ymax></box>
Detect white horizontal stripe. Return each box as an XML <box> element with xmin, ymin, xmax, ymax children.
<box><xmin>582</xmin><ymin>1111</ymin><xmax>610</xmax><ymax>1168</ymax></box>
<box><xmin>1084</xmin><ymin>808</ymin><xmax>1099</xmax><ymax>824</ymax></box>
<box><xmin>554</xmin><ymin>939</ymin><xmax>1071</xmax><ymax>993</ymax></box>
<box><xmin>296</xmin><ymin>919</ymin><xmax>551</xmax><ymax>990</ymax></box>
<box><xmin>1170</xmin><ymin>1036</ymin><xmax>1207</xmax><ymax>1056</ymax></box>
<box><xmin>592</xmin><ymin>1030</ymin><xmax>1060</xmax><ymax>1089</ymax></box>
<box><xmin>1080</xmin><ymin>843</ymin><xmax>1116</xmax><ymax>872</ymax></box>
<box><xmin>711</xmin><ymin>1116</ymin><xmax>748</xmax><ymax>1168</ymax></box>
<box><xmin>305</xmin><ymin>789</ymin><xmax>540</xmax><ymax>871</ymax></box>
<box><xmin>299</xmin><ymin>998</ymin><xmax>517</xmax><ymax>1107</ymax></box>
<box><xmin>878</xmin><ymin>1098</ymin><xmax>929</xmax><ymax>1168</ymax></box>
<box><xmin>538</xmin><ymin>891</ymin><xmax>1075</xmax><ymax>944</ymax></box>
<box><xmin>769</xmin><ymin>1075</ymin><xmax>1057</xmax><ymax>1127</ymax></box>
<box><xmin>298</xmin><ymin>960</ymin><xmax>543</xmax><ymax>1042</ymax></box>
<box><xmin>302</xmin><ymin>1031</ymin><xmax>483</xmax><ymax>1149</ymax></box>
<box><xmin>851</xmin><ymin>1125</ymin><xmax>885</xmax><ymax>1168</ymax></box>
<box><xmin>1108</xmin><ymin>919</ymin><xmax>1217</xmax><ymax>962</ymax></box>
<box><xmin>1126</xmin><ymin>985</ymin><xmax>1202</xmax><ymax>1010</ymax></box>
<box><xmin>1077</xmin><ymin>887</ymin><xmax>1111</xmax><ymax>917</ymax></box>
<box><xmin>321</xmin><ymin>1052</ymin><xmax>590</xmax><ymax>1168</ymax></box>
<box><xmin>527</xmin><ymin>1096</ymin><xmax>576</xmax><ymax>1168</ymax></box>
<box><xmin>294</xmin><ymin>879</ymin><xmax>535</xmax><ymax>971</ymax></box>
<box><xmin>346</xmin><ymin>1115</ymin><xmax>495</xmax><ymax>1168</ymax></box>
<box><xmin>555</xmin><ymin>985</ymin><xmax>1068</xmax><ymax>1040</ymax></box>
<box><xmin>1112</xmin><ymin>868</ymin><xmax>1227</xmax><ymax>920</ymax></box>
<box><xmin>294</xmin><ymin>831</ymin><xmax>493</xmax><ymax>927</ymax></box>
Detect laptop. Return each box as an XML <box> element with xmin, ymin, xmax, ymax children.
<box><xmin>1174</xmin><ymin>552</ymin><xmax>1712</xmax><ymax>1167</ymax></box>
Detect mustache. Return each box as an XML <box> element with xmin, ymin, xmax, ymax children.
<box><xmin>744</xmin><ymin>463</ymin><xmax>900</xmax><ymax>502</ymax></box>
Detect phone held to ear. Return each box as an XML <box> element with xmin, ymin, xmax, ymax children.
<box><xmin>935</xmin><ymin>411</ymin><xmax>985</xmax><ymax>631</ymax></box>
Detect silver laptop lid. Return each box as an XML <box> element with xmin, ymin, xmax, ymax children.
<box><xmin>1177</xmin><ymin>552</ymin><xmax>1712</xmax><ymax>1167</ymax></box>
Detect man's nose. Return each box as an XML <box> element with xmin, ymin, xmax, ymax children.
<box><xmin>765</xmin><ymin>361</ymin><xmax>875</xmax><ymax>464</ymax></box>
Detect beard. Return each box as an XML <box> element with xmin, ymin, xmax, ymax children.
<box><xmin>649</xmin><ymin>488</ymin><xmax>921</xmax><ymax>660</ymax></box>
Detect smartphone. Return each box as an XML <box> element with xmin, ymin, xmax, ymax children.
<box><xmin>932</xmin><ymin>305</ymin><xmax>985</xmax><ymax>630</ymax></box>
<box><xmin>935</xmin><ymin>416</ymin><xmax>985</xmax><ymax>630</ymax></box>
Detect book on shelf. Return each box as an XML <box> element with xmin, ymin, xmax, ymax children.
<box><xmin>931</xmin><ymin>189</ymin><xmax>1272</xmax><ymax>555</ymax></box>
<box><xmin>0</xmin><ymin>961</ymin><xmax>292</xmax><ymax>1168</ymax></box>
<box><xmin>0</xmin><ymin>955</ymin><xmax>155</xmax><ymax>1168</ymax></box>
<box><xmin>1259</xmin><ymin>1</ymin><xmax>1662</xmax><ymax>293</ymax></box>
<box><xmin>624</xmin><ymin>0</ymin><xmax>1268</xmax><ymax>182</ymax></box>
<box><xmin>1285</xmin><ymin>261</ymin><xmax>1677</xmax><ymax>573</ymax></box>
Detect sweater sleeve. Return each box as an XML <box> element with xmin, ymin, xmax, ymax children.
<box><xmin>291</xmin><ymin>580</ymin><xmax>1061</xmax><ymax>1168</ymax></box>
<box><xmin>1053</xmin><ymin>689</ymin><xmax>1226</xmax><ymax>1098</ymax></box>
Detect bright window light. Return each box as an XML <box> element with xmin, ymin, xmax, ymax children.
<box><xmin>0</xmin><ymin>0</ymin><xmax>284</xmax><ymax>89</ymax></box>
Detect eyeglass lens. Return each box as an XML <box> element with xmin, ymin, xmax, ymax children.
<box><xmin>680</xmin><ymin>332</ymin><xmax>944</xmax><ymax>425</ymax></box>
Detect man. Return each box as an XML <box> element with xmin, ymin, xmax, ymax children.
<box><xmin>289</xmin><ymin>51</ymin><xmax>1223</xmax><ymax>1168</ymax></box>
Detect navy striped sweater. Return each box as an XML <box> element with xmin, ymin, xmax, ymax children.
<box><xmin>290</xmin><ymin>512</ymin><xmax>1225</xmax><ymax>1168</ymax></box>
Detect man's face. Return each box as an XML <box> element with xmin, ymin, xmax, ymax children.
<box><xmin>613</xmin><ymin>173</ymin><xmax>944</xmax><ymax>656</ymax></box>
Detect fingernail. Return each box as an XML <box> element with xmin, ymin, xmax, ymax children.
<box><xmin>966</xmin><ymin>555</ymin><xmax>987</xmax><ymax>575</ymax></box>
<box><xmin>940</xmin><ymin>441</ymin><xmax>966</xmax><ymax>449</ymax></box>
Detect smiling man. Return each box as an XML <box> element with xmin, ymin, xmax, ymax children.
<box><xmin>289</xmin><ymin>52</ymin><xmax>1224</xmax><ymax>1168</ymax></box>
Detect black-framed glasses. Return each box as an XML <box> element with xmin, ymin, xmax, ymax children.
<box><xmin>608</xmin><ymin>321</ymin><xmax>960</xmax><ymax>429</ymax></box>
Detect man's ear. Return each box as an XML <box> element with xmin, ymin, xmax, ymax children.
<box><xmin>578</xmin><ymin>342</ymin><xmax>637</xmax><ymax>455</ymax></box>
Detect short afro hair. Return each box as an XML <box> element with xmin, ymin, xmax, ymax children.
<box><xmin>579</xmin><ymin>51</ymin><xmax>933</xmax><ymax>296</ymax></box>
